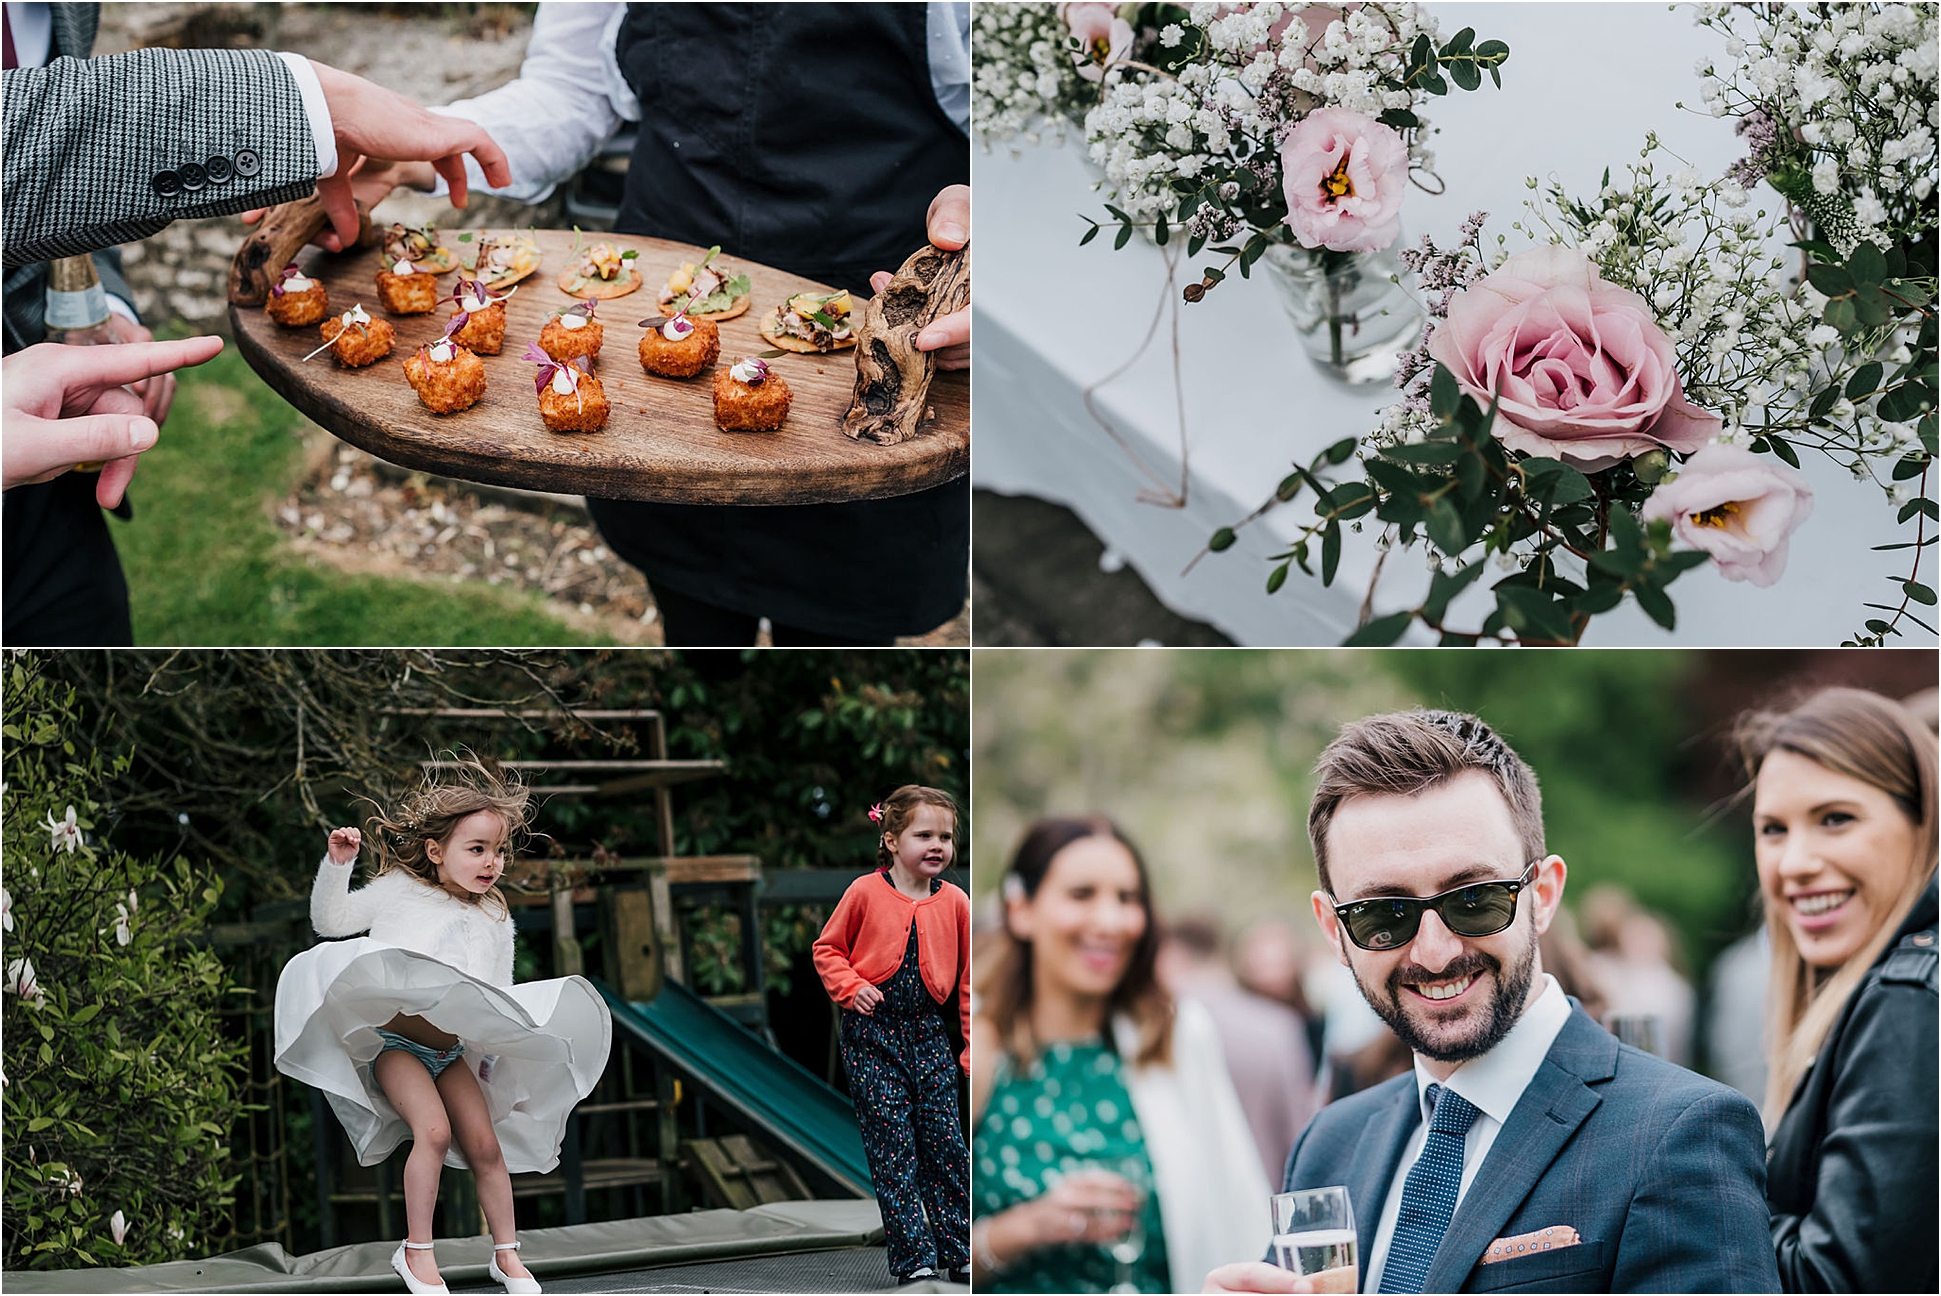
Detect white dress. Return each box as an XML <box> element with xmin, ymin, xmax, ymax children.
<box><xmin>274</xmin><ymin>858</ymin><xmax>611</xmax><ymax>1174</ymax></box>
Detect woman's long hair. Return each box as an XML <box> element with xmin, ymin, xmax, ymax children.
<box><xmin>364</xmin><ymin>754</ymin><xmax>534</xmax><ymax>919</ymax></box>
<box><xmin>974</xmin><ymin>816</ymin><xmax>1173</xmax><ymax>1068</ymax></box>
<box><xmin>1735</xmin><ymin>688</ymin><xmax>1938</xmax><ymax>1125</ymax></box>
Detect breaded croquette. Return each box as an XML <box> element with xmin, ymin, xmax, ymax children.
<box><xmin>317</xmin><ymin>306</ymin><xmax>396</xmax><ymax>368</ymax></box>
<box><xmin>712</xmin><ymin>356</ymin><xmax>792</xmax><ymax>431</ymax></box>
<box><xmin>538</xmin><ymin>369</ymin><xmax>609</xmax><ymax>432</ymax></box>
<box><xmin>444</xmin><ymin>279</ymin><xmax>510</xmax><ymax>355</ymax></box>
<box><xmin>376</xmin><ymin>263</ymin><xmax>439</xmax><ymax>315</ymax></box>
<box><xmin>527</xmin><ymin>342</ymin><xmax>608</xmax><ymax>432</ymax></box>
<box><xmin>539</xmin><ymin>302</ymin><xmax>603</xmax><ymax>365</ymax></box>
<box><xmin>403</xmin><ymin>337</ymin><xmax>487</xmax><ymax>414</ymax></box>
<box><xmin>450</xmin><ymin>302</ymin><xmax>506</xmax><ymax>354</ymax></box>
<box><xmin>266</xmin><ymin>263</ymin><xmax>327</xmax><ymax>327</ymax></box>
<box><xmin>637</xmin><ymin>313</ymin><xmax>720</xmax><ymax>378</ymax></box>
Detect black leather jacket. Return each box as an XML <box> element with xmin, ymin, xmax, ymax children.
<box><xmin>1767</xmin><ymin>877</ymin><xmax>1937</xmax><ymax>1293</ymax></box>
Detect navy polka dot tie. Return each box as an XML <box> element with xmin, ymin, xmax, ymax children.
<box><xmin>1378</xmin><ymin>1083</ymin><xmax>1481</xmax><ymax>1293</ymax></box>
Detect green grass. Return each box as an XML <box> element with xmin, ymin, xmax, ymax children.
<box><xmin>117</xmin><ymin>339</ymin><xmax>611</xmax><ymax>645</ymax></box>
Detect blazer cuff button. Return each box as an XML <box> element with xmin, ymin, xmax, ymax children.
<box><xmin>151</xmin><ymin>170</ymin><xmax>183</xmax><ymax>198</ymax></box>
<box><xmin>205</xmin><ymin>156</ymin><xmax>234</xmax><ymax>184</ymax></box>
<box><xmin>233</xmin><ymin>148</ymin><xmax>262</xmax><ymax>178</ymax></box>
<box><xmin>178</xmin><ymin>162</ymin><xmax>208</xmax><ymax>191</ymax></box>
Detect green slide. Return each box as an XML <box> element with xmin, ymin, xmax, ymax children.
<box><xmin>593</xmin><ymin>978</ymin><xmax>874</xmax><ymax>1197</ymax></box>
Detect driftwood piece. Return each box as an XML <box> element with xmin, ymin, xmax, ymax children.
<box><xmin>841</xmin><ymin>243</ymin><xmax>969</xmax><ymax>445</ymax></box>
<box><xmin>227</xmin><ymin>194</ymin><xmax>376</xmax><ymax>307</ymax></box>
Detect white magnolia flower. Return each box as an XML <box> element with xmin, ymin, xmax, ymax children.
<box><xmin>1</xmin><ymin>885</ymin><xmax>12</xmax><ymax>933</ymax></box>
<box><xmin>6</xmin><ymin>957</ymin><xmax>43</xmax><ymax>1004</ymax></box>
<box><xmin>112</xmin><ymin>902</ymin><xmax>133</xmax><ymax>948</ymax></box>
<box><xmin>110</xmin><ymin>1210</ymin><xmax>128</xmax><ymax>1246</ymax></box>
<box><xmin>45</xmin><ymin>806</ymin><xmax>81</xmax><ymax>854</ymax></box>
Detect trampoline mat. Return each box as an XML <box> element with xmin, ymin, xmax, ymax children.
<box><xmin>455</xmin><ymin>1245</ymin><xmax>957</xmax><ymax>1293</ymax></box>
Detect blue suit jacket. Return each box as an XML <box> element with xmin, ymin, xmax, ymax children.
<box><xmin>1281</xmin><ymin>1006</ymin><xmax>1780</xmax><ymax>1293</ymax></box>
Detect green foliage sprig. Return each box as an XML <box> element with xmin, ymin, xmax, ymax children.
<box><xmin>2</xmin><ymin>653</ymin><xmax>245</xmax><ymax>1270</ymax></box>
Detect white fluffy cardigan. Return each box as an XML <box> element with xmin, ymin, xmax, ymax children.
<box><xmin>311</xmin><ymin>857</ymin><xmax>515</xmax><ymax>988</ymax></box>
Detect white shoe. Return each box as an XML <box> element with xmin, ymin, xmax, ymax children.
<box><xmin>392</xmin><ymin>1240</ymin><xmax>450</xmax><ymax>1295</ymax></box>
<box><xmin>490</xmin><ymin>1241</ymin><xmax>542</xmax><ymax>1294</ymax></box>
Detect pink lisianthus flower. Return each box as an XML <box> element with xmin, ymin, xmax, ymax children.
<box><xmin>1638</xmin><ymin>443</ymin><xmax>1814</xmax><ymax>587</ymax></box>
<box><xmin>1279</xmin><ymin>108</ymin><xmax>1409</xmax><ymax>253</ymax></box>
<box><xmin>1428</xmin><ymin>246</ymin><xmax>1720</xmax><ymax>471</ymax></box>
<box><xmin>1063</xmin><ymin>2</ymin><xmax>1133</xmax><ymax>82</ymax></box>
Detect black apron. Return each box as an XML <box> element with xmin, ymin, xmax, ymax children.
<box><xmin>594</xmin><ymin>2</ymin><xmax>969</xmax><ymax>641</ymax></box>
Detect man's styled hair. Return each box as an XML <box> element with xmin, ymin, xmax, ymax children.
<box><xmin>1308</xmin><ymin>709</ymin><xmax>1545</xmax><ymax>893</ymax></box>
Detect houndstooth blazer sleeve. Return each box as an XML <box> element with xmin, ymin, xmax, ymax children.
<box><xmin>2</xmin><ymin>47</ymin><xmax>318</xmax><ymax>272</ymax></box>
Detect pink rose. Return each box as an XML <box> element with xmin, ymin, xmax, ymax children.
<box><xmin>1428</xmin><ymin>246</ymin><xmax>1720</xmax><ymax>471</ymax></box>
<box><xmin>1063</xmin><ymin>3</ymin><xmax>1133</xmax><ymax>83</ymax></box>
<box><xmin>1279</xmin><ymin>108</ymin><xmax>1408</xmax><ymax>253</ymax></box>
<box><xmin>1638</xmin><ymin>443</ymin><xmax>1814</xmax><ymax>587</ymax></box>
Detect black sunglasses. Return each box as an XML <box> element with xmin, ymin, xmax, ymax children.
<box><xmin>1329</xmin><ymin>862</ymin><xmax>1540</xmax><ymax>952</ymax></box>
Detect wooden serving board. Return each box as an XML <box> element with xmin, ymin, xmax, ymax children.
<box><xmin>229</xmin><ymin>230</ymin><xmax>967</xmax><ymax>505</ymax></box>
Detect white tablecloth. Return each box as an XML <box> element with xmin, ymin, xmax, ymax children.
<box><xmin>973</xmin><ymin>2</ymin><xmax>1938</xmax><ymax>646</ymax></box>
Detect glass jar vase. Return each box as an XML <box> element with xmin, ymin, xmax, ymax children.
<box><xmin>1261</xmin><ymin>239</ymin><xmax>1422</xmax><ymax>384</ymax></box>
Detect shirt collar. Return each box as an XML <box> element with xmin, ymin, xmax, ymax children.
<box><xmin>1411</xmin><ymin>973</ymin><xmax>1572</xmax><ymax>1126</ymax></box>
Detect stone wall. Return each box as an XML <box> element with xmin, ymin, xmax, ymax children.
<box><xmin>95</xmin><ymin>2</ymin><xmax>565</xmax><ymax>333</ymax></box>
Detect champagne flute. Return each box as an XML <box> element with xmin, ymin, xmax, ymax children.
<box><xmin>1078</xmin><ymin>1158</ymin><xmax>1148</xmax><ymax>1294</ymax></box>
<box><xmin>1609</xmin><ymin>1014</ymin><xmax>1665</xmax><ymax>1056</ymax></box>
<box><xmin>1271</xmin><ymin>1185</ymin><xmax>1357</xmax><ymax>1293</ymax></box>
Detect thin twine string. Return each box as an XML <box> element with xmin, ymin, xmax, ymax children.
<box><xmin>1081</xmin><ymin>241</ymin><xmax>1193</xmax><ymax>509</ymax></box>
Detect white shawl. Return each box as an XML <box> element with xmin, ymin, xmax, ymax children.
<box><xmin>1116</xmin><ymin>997</ymin><xmax>1275</xmax><ymax>1292</ymax></box>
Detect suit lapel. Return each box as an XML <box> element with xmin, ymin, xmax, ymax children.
<box><xmin>1345</xmin><ymin>1080</ymin><xmax>1423</xmax><ymax>1267</ymax></box>
<box><xmin>1422</xmin><ymin>1009</ymin><xmax>1617</xmax><ymax>1293</ymax></box>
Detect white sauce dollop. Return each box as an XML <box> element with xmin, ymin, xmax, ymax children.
<box><xmin>663</xmin><ymin>316</ymin><xmax>694</xmax><ymax>342</ymax></box>
<box><xmin>285</xmin><ymin>274</ymin><xmax>316</xmax><ymax>292</ymax></box>
<box><xmin>429</xmin><ymin>340</ymin><xmax>454</xmax><ymax>363</ymax></box>
<box><xmin>560</xmin><ymin>313</ymin><xmax>588</xmax><ymax>331</ymax></box>
<box><xmin>342</xmin><ymin>305</ymin><xmax>370</xmax><ymax>327</ymax></box>
<box><xmin>461</xmin><ymin>294</ymin><xmax>489</xmax><ymax>313</ymax></box>
<box><xmin>730</xmin><ymin>357</ymin><xmax>766</xmax><ymax>384</ymax></box>
<box><xmin>551</xmin><ymin>368</ymin><xmax>576</xmax><ymax>396</ymax></box>
<box><xmin>392</xmin><ymin>258</ymin><xmax>415</xmax><ymax>275</ymax></box>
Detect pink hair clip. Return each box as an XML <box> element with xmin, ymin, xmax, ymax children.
<box><xmin>868</xmin><ymin>803</ymin><xmax>885</xmax><ymax>824</ymax></box>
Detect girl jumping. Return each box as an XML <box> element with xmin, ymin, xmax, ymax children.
<box><xmin>275</xmin><ymin>761</ymin><xmax>611</xmax><ymax>1295</ymax></box>
<box><xmin>813</xmin><ymin>785</ymin><xmax>972</xmax><ymax>1285</ymax></box>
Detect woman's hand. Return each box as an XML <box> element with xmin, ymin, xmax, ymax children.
<box><xmin>851</xmin><ymin>983</ymin><xmax>885</xmax><ymax>1015</ymax></box>
<box><xmin>327</xmin><ymin>826</ymin><xmax>362</xmax><ymax>865</ymax></box>
<box><xmin>1032</xmin><ymin>1168</ymin><xmax>1143</xmax><ymax>1246</ymax></box>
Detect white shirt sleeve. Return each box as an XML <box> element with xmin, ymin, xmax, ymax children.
<box><xmin>423</xmin><ymin>1</ymin><xmax>634</xmax><ymax>205</ymax></box>
<box><xmin>927</xmin><ymin>1</ymin><xmax>971</xmax><ymax>136</ymax></box>
<box><xmin>273</xmin><ymin>52</ymin><xmax>338</xmax><ymax>180</ymax></box>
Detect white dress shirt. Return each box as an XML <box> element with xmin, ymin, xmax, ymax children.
<box><xmin>1361</xmin><ymin>975</ymin><xmax>1574</xmax><ymax>1293</ymax></box>
<box><xmin>426</xmin><ymin>1</ymin><xmax>969</xmax><ymax>203</ymax></box>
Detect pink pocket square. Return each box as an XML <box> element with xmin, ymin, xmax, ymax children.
<box><xmin>1478</xmin><ymin>1226</ymin><xmax>1582</xmax><ymax>1265</ymax></box>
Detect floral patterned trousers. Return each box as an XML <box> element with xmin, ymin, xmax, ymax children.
<box><xmin>840</xmin><ymin>922</ymin><xmax>970</xmax><ymax>1278</ymax></box>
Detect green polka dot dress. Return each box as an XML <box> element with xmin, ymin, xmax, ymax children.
<box><xmin>973</xmin><ymin>1040</ymin><xmax>1170</xmax><ymax>1293</ymax></box>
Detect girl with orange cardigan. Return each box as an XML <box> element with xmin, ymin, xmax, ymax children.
<box><xmin>814</xmin><ymin>785</ymin><xmax>972</xmax><ymax>1286</ymax></box>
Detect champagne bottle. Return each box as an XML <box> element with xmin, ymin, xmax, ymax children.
<box><xmin>44</xmin><ymin>254</ymin><xmax>117</xmax><ymax>346</ymax></box>
<box><xmin>44</xmin><ymin>255</ymin><xmax>119</xmax><ymax>472</ymax></box>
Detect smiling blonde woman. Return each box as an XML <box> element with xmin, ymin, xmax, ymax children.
<box><xmin>1737</xmin><ymin>687</ymin><xmax>1938</xmax><ymax>1293</ymax></box>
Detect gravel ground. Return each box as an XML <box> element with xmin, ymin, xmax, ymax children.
<box><xmin>281</xmin><ymin>435</ymin><xmax>969</xmax><ymax>647</ymax></box>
